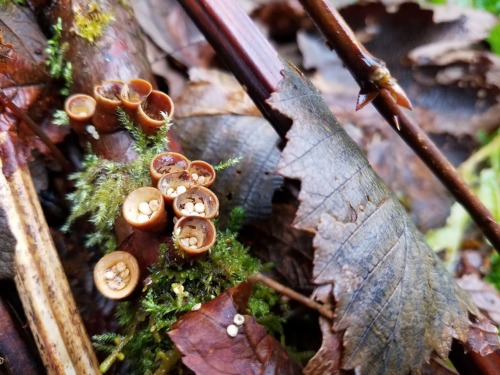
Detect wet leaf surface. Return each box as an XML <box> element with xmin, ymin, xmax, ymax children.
<box><xmin>169</xmin><ymin>283</ymin><xmax>301</xmax><ymax>375</ymax></box>
<box><xmin>0</xmin><ymin>3</ymin><xmax>48</xmax><ymax>88</ymax></box>
<box><xmin>269</xmin><ymin>62</ymin><xmax>479</xmax><ymax>374</ymax></box>
<box><xmin>174</xmin><ymin>69</ymin><xmax>282</xmax><ymax>223</ymax></box>
<box><xmin>0</xmin><ymin>4</ymin><xmax>66</xmax><ymax>172</ymax></box>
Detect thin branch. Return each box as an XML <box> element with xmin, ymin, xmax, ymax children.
<box><xmin>178</xmin><ymin>0</ymin><xmax>291</xmax><ymax>137</ymax></box>
<box><xmin>298</xmin><ymin>0</ymin><xmax>500</xmax><ymax>253</ymax></box>
<box><xmin>0</xmin><ymin>89</ymin><xmax>72</xmax><ymax>172</ymax></box>
<box><xmin>250</xmin><ymin>273</ymin><xmax>334</xmax><ymax>320</ymax></box>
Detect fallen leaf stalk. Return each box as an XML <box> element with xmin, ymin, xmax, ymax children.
<box><xmin>250</xmin><ymin>273</ymin><xmax>334</xmax><ymax>320</ymax></box>
<box><xmin>298</xmin><ymin>0</ymin><xmax>500</xmax><ymax>254</ymax></box>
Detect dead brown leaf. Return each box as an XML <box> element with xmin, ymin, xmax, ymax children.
<box><xmin>241</xmin><ymin>203</ymin><xmax>314</xmax><ymax>290</ymax></box>
<box><xmin>456</xmin><ymin>273</ymin><xmax>500</xmax><ymax>326</ymax></box>
<box><xmin>0</xmin><ymin>3</ymin><xmax>48</xmax><ymax>88</ymax></box>
<box><xmin>174</xmin><ymin>69</ymin><xmax>282</xmax><ymax>223</ymax></box>
<box><xmin>131</xmin><ymin>0</ymin><xmax>216</xmax><ymax>69</ymax></box>
<box><xmin>0</xmin><ymin>4</ymin><xmax>67</xmax><ymax>171</ymax></box>
<box><xmin>268</xmin><ymin>62</ymin><xmax>481</xmax><ymax>375</ymax></box>
<box><xmin>169</xmin><ymin>283</ymin><xmax>301</xmax><ymax>375</ymax></box>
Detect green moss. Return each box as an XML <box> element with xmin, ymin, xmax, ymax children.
<box><xmin>486</xmin><ymin>253</ymin><xmax>500</xmax><ymax>289</ymax></box>
<box><xmin>93</xmin><ymin>209</ymin><xmax>284</xmax><ymax>374</ymax></box>
<box><xmin>74</xmin><ymin>2</ymin><xmax>114</xmax><ymax>43</ymax></box>
<box><xmin>213</xmin><ymin>155</ymin><xmax>243</xmax><ymax>171</ymax></box>
<box><xmin>45</xmin><ymin>17</ymin><xmax>73</xmax><ymax>95</ymax></box>
<box><xmin>64</xmin><ymin>110</ymin><xmax>170</xmax><ymax>252</ymax></box>
<box><xmin>52</xmin><ymin>109</ymin><xmax>69</xmax><ymax>127</ymax></box>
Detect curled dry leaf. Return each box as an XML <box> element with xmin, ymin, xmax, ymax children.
<box><xmin>464</xmin><ymin>317</ymin><xmax>500</xmax><ymax>356</ymax></box>
<box><xmin>174</xmin><ymin>69</ymin><xmax>282</xmax><ymax>222</ymax></box>
<box><xmin>168</xmin><ymin>283</ymin><xmax>301</xmax><ymax>375</ymax></box>
<box><xmin>268</xmin><ymin>62</ymin><xmax>481</xmax><ymax>375</ymax></box>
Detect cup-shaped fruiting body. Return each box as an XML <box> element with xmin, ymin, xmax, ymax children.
<box><xmin>64</xmin><ymin>94</ymin><xmax>96</xmax><ymax>133</ymax></box>
<box><xmin>94</xmin><ymin>251</ymin><xmax>140</xmax><ymax>300</ymax></box>
<box><xmin>137</xmin><ymin>90</ymin><xmax>174</xmax><ymax>135</ymax></box>
<box><xmin>174</xmin><ymin>216</ymin><xmax>216</xmax><ymax>255</ymax></box>
<box><xmin>93</xmin><ymin>80</ymin><xmax>126</xmax><ymax>133</ymax></box>
<box><xmin>120</xmin><ymin>78</ymin><xmax>153</xmax><ymax>119</ymax></box>
<box><xmin>150</xmin><ymin>152</ymin><xmax>190</xmax><ymax>186</ymax></box>
<box><xmin>173</xmin><ymin>186</ymin><xmax>219</xmax><ymax>220</ymax></box>
<box><xmin>122</xmin><ymin>187</ymin><xmax>167</xmax><ymax>233</ymax></box>
<box><xmin>157</xmin><ymin>171</ymin><xmax>193</xmax><ymax>203</ymax></box>
<box><xmin>188</xmin><ymin>160</ymin><xmax>216</xmax><ymax>188</ymax></box>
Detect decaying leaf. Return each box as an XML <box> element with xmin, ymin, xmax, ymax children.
<box><xmin>241</xmin><ymin>203</ymin><xmax>314</xmax><ymax>290</ymax></box>
<box><xmin>0</xmin><ymin>2</ymin><xmax>48</xmax><ymax>88</ymax></box>
<box><xmin>463</xmin><ymin>316</ymin><xmax>500</xmax><ymax>356</ymax></box>
<box><xmin>174</xmin><ymin>69</ymin><xmax>282</xmax><ymax>222</ymax></box>
<box><xmin>268</xmin><ymin>62</ymin><xmax>481</xmax><ymax>374</ymax></box>
<box><xmin>169</xmin><ymin>283</ymin><xmax>301</xmax><ymax>375</ymax></box>
<box><xmin>457</xmin><ymin>273</ymin><xmax>500</xmax><ymax>326</ymax></box>
<box><xmin>0</xmin><ymin>3</ymin><xmax>67</xmax><ymax>170</ymax></box>
<box><xmin>303</xmin><ymin>284</ymin><xmax>342</xmax><ymax>375</ymax></box>
<box><xmin>132</xmin><ymin>0</ymin><xmax>215</xmax><ymax>68</ymax></box>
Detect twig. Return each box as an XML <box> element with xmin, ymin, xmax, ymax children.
<box><xmin>297</xmin><ymin>0</ymin><xmax>500</xmax><ymax>253</ymax></box>
<box><xmin>250</xmin><ymin>273</ymin><xmax>334</xmax><ymax>320</ymax></box>
<box><xmin>0</xmin><ymin>89</ymin><xmax>72</xmax><ymax>172</ymax></box>
<box><xmin>178</xmin><ymin>0</ymin><xmax>291</xmax><ymax>137</ymax></box>
<box><xmin>0</xmin><ymin>134</ymin><xmax>100</xmax><ymax>374</ymax></box>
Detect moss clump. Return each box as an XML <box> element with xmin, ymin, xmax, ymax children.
<box><xmin>45</xmin><ymin>17</ymin><xmax>73</xmax><ymax>95</ymax></box>
<box><xmin>93</xmin><ymin>209</ymin><xmax>282</xmax><ymax>374</ymax></box>
<box><xmin>64</xmin><ymin>109</ymin><xmax>170</xmax><ymax>252</ymax></box>
<box><xmin>74</xmin><ymin>2</ymin><xmax>114</xmax><ymax>43</ymax></box>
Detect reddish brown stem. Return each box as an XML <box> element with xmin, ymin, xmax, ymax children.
<box><xmin>298</xmin><ymin>0</ymin><xmax>500</xmax><ymax>253</ymax></box>
<box><xmin>250</xmin><ymin>273</ymin><xmax>334</xmax><ymax>320</ymax></box>
<box><xmin>449</xmin><ymin>339</ymin><xmax>500</xmax><ymax>375</ymax></box>
<box><xmin>0</xmin><ymin>90</ymin><xmax>71</xmax><ymax>172</ymax></box>
<box><xmin>178</xmin><ymin>0</ymin><xmax>291</xmax><ymax>137</ymax></box>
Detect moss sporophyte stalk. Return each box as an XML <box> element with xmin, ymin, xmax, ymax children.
<box><xmin>64</xmin><ymin>79</ymin><xmax>283</xmax><ymax>373</ymax></box>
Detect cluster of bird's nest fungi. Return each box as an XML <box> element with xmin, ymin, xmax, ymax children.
<box><xmin>64</xmin><ymin>78</ymin><xmax>221</xmax><ymax>301</ymax></box>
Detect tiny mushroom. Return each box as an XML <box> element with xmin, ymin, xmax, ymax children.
<box><xmin>173</xmin><ymin>216</ymin><xmax>216</xmax><ymax>255</ymax></box>
<box><xmin>94</xmin><ymin>251</ymin><xmax>140</xmax><ymax>300</ymax></box>
<box><xmin>122</xmin><ymin>187</ymin><xmax>167</xmax><ymax>233</ymax></box>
